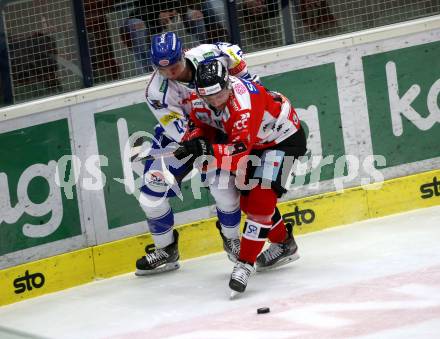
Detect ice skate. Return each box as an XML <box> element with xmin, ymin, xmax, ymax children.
<box><xmin>256</xmin><ymin>223</ymin><xmax>299</xmax><ymax>272</ymax></box>
<box><xmin>229</xmin><ymin>260</ymin><xmax>255</xmax><ymax>296</ymax></box>
<box><xmin>135</xmin><ymin>229</ymin><xmax>180</xmax><ymax>276</ymax></box>
<box><xmin>216</xmin><ymin>221</ymin><xmax>240</xmax><ymax>263</ymax></box>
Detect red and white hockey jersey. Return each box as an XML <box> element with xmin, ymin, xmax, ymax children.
<box><xmin>188</xmin><ymin>77</ymin><xmax>301</xmax><ymax>171</ymax></box>
<box><xmin>145</xmin><ymin>43</ymin><xmax>253</xmax><ymax>142</ymax></box>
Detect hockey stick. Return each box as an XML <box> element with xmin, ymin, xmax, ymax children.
<box><xmin>130</xmin><ymin>149</ymin><xmax>177</xmax><ymax>162</ymax></box>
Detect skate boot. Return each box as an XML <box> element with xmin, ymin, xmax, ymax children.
<box><xmin>229</xmin><ymin>260</ymin><xmax>255</xmax><ymax>296</ymax></box>
<box><xmin>135</xmin><ymin>229</ymin><xmax>180</xmax><ymax>276</ymax></box>
<box><xmin>216</xmin><ymin>221</ymin><xmax>240</xmax><ymax>263</ymax></box>
<box><xmin>256</xmin><ymin>223</ymin><xmax>299</xmax><ymax>272</ymax></box>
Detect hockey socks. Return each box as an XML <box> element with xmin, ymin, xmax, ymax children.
<box><xmin>147</xmin><ymin>208</ymin><xmax>175</xmax><ymax>248</ymax></box>
<box><xmin>216</xmin><ymin>207</ymin><xmax>241</xmax><ymax>239</ymax></box>
<box><xmin>268</xmin><ymin>207</ymin><xmax>288</xmax><ymax>243</ymax></box>
<box><xmin>239</xmin><ymin>219</ymin><xmax>271</xmax><ymax>263</ymax></box>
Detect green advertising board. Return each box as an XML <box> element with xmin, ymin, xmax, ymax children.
<box><xmin>0</xmin><ymin>119</ymin><xmax>81</xmax><ymax>255</ymax></box>
<box><xmin>363</xmin><ymin>40</ymin><xmax>440</xmax><ymax>167</ymax></box>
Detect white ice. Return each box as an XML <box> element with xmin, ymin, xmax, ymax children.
<box><xmin>0</xmin><ymin>205</ymin><xmax>439</xmax><ymax>339</ymax></box>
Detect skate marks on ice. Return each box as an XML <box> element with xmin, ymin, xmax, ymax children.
<box><xmin>109</xmin><ymin>265</ymin><xmax>440</xmax><ymax>339</ymax></box>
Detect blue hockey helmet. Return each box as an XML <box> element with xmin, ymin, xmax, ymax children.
<box><xmin>150</xmin><ymin>32</ymin><xmax>183</xmax><ymax>67</ymax></box>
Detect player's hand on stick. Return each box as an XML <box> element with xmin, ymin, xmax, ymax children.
<box><xmin>174</xmin><ymin>138</ymin><xmax>213</xmax><ymax>160</ymax></box>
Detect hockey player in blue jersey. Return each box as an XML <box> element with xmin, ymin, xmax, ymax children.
<box><xmin>135</xmin><ymin>32</ymin><xmax>259</xmax><ymax>275</ymax></box>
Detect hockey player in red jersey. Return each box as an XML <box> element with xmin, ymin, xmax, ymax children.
<box><xmin>174</xmin><ymin>59</ymin><xmax>307</xmax><ymax>295</ymax></box>
<box><xmin>135</xmin><ymin>32</ymin><xmax>259</xmax><ymax>275</ymax></box>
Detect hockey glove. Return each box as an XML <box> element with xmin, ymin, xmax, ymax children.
<box><xmin>174</xmin><ymin>138</ymin><xmax>213</xmax><ymax>161</ymax></box>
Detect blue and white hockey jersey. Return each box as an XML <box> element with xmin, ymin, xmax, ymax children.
<box><xmin>145</xmin><ymin>42</ymin><xmax>257</xmax><ymax>143</ymax></box>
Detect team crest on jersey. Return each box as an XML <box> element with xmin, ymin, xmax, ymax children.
<box><xmin>235</xmin><ymin>83</ymin><xmax>247</xmax><ymax>95</ymax></box>
<box><xmin>144</xmin><ymin>171</ymin><xmax>167</xmax><ymax>187</ymax></box>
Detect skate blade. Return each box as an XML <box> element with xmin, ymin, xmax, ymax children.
<box><xmin>230</xmin><ymin>290</ymin><xmax>242</xmax><ymax>299</ymax></box>
<box><xmin>227</xmin><ymin>253</ymin><xmax>238</xmax><ymax>263</ymax></box>
<box><xmin>256</xmin><ymin>252</ymin><xmax>300</xmax><ymax>272</ymax></box>
<box><xmin>135</xmin><ymin>262</ymin><xmax>180</xmax><ymax>276</ymax></box>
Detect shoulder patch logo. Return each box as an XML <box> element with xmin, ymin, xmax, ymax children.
<box><xmin>235</xmin><ymin>82</ymin><xmax>247</xmax><ymax>95</ymax></box>
<box><xmin>203</xmin><ymin>51</ymin><xmax>215</xmax><ymax>59</ymax></box>
<box><xmin>243</xmin><ymin>80</ymin><xmax>258</xmax><ymax>94</ymax></box>
<box><xmin>226</xmin><ymin>48</ymin><xmax>241</xmax><ymax>66</ymax></box>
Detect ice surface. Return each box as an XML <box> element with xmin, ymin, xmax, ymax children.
<box><xmin>0</xmin><ymin>206</ymin><xmax>439</xmax><ymax>339</ymax></box>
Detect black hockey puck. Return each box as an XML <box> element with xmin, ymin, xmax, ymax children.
<box><xmin>257</xmin><ymin>307</ymin><xmax>270</xmax><ymax>314</ymax></box>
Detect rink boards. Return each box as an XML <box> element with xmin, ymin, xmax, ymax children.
<box><xmin>1</xmin><ymin>168</ymin><xmax>439</xmax><ymax>306</ymax></box>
